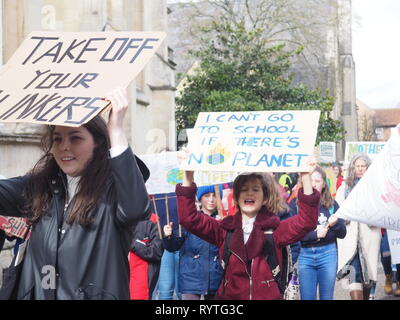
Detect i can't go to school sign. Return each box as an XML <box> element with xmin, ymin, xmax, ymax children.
<box><xmin>180</xmin><ymin>110</ymin><xmax>320</xmax><ymax>173</ymax></box>
<box><xmin>0</xmin><ymin>31</ymin><xmax>165</xmax><ymax>127</ymax></box>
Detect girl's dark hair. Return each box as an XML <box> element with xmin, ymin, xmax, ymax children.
<box><xmin>24</xmin><ymin>115</ymin><xmax>111</xmax><ymax>227</ymax></box>
<box><xmin>232</xmin><ymin>172</ymin><xmax>287</xmax><ymax>215</ymax></box>
<box><xmin>312</xmin><ymin>166</ymin><xmax>334</xmax><ymax>209</ymax></box>
<box><xmin>332</xmin><ymin>163</ymin><xmax>342</xmax><ymax>177</ymax></box>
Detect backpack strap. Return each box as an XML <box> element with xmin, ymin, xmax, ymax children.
<box><xmin>221</xmin><ymin>230</ymin><xmax>233</xmax><ymax>272</ymax></box>
<box><xmin>263</xmin><ymin>232</ymin><xmax>283</xmax><ymax>294</ymax></box>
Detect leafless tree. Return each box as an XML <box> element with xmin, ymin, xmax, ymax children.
<box><xmin>358</xmin><ymin>113</ymin><xmax>376</xmax><ymax>141</ymax></box>
<box><xmin>169</xmin><ymin>0</ymin><xmax>342</xmax><ymax>80</ymax></box>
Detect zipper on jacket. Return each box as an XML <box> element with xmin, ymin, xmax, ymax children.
<box><xmin>60</xmin><ymin>176</ymin><xmax>70</xmax><ymax>228</ymax></box>
<box><xmin>250</xmin><ymin>259</ymin><xmax>254</xmax><ymax>300</ymax></box>
<box><xmin>206</xmin><ymin>241</ymin><xmax>210</xmax><ymax>295</ymax></box>
<box><xmin>54</xmin><ymin>175</ymin><xmax>67</xmax><ymax>300</ymax></box>
<box><xmin>231</xmin><ymin>251</ymin><xmax>253</xmax><ymax>300</ymax></box>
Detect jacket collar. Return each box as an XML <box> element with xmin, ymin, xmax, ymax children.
<box><xmin>47</xmin><ymin>170</ymin><xmax>67</xmax><ymax>197</ymax></box>
<box><xmin>221</xmin><ymin>206</ymin><xmax>280</xmax><ymax>261</ymax></box>
<box><xmin>200</xmin><ymin>209</ymin><xmax>218</xmax><ymax>219</ymax></box>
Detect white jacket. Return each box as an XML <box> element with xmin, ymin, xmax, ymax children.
<box><xmin>336</xmin><ymin>183</ymin><xmax>381</xmax><ymax>282</ymax></box>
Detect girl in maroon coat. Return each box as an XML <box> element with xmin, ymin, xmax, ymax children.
<box><xmin>176</xmin><ymin>165</ymin><xmax>320</xmax><ymax>300</ymax></box>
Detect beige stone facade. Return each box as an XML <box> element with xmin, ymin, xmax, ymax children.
<box><xmin>0</xmin><ymin>0</ymin><xmax>176</xmax><ymax>178</ymax></box>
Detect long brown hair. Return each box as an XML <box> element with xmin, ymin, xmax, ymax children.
<box><xmin>332</xmin><ymin>163</ymin><xmax>342</xmax><ymax>178</ymax></box>
<box><xmin>312</xmin><ymin>166</ymin><xmax>334</xmax><ymax>209</ymax></box>
<box><xmin>345</xmin><ymin>153</ymin><xmax>371</xmax><ymax>190</ymax></box>
<box><xmin>24</xmin><ymin>115</ymin><xmax>111</xmax><ymax>227</ymax></box>
<box><xmin>233</xmin><ymin>172</ymin><xmax>288</xmax><ymax>215</ymax></box>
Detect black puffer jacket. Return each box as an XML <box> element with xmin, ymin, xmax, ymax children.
<box><xmin>0</xmin><ymin>147</ymin><xmax>150</xmax><ymax>300</ymax></box>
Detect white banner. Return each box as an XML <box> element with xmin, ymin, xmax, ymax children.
<box><xmin>387</xmin><ymin>229</ymin><xmax>400</xmax><ymax>264</ymax></box>
<box><xmin>139</xmin><ymin>152</ymin><xmax>237</xmax><ymax>194</ymax></box>
<box><xmin>319</xmin><ymin>141</ymin><xmax>336</xmax><ymax>163</ymax></box>
<box><xmin>344</xmin><ymin>141</ymin><xmax>386</xmax><ymax>164</ymax></box>
<box><xmin>181</xmin><ymin>110</ymin><xmax>320</xmax><ymax>173</ymax></box>
<box><xmin>335</xmin><ymin>125</ymin><xmax>400</xmax><ymax>230</ymax></box>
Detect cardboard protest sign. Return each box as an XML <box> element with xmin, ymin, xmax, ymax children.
<box><xmin>344</xmin><ymin>141</ymin><xmax>386</xmax><ymax>164</ymax></box>
<box><xmin>180</xmin><ymin>110</ymin><xmax>320</xmax><ymax>173</ymax></box>
<box><xmin>387</xmin><ymin>229</ymin><xmax>400</xmax><ymax>264</ymax></box>
<box><xmin>324</xmin><ymin>166</ymin><xmax>337</xmax><ymax>195</ymax></box>
<box><xmin>139</xmin><ymin>151</ymin><xmax>237</xmax><ymax>194</ymax></box>
<box><xmin>139</xmin><ymin>152</ymin><xmax>181</xmax><ymax>194</ymax></box>
<box><xmin>0</xmin><ymin>215</ymin><xmax>30</xmax><ymax>239</ymax></box>
<box><xmin>319</xmin><ymin>142</ymin><xmax>336</xmax><ymax>164</ymax></box>
<box><xmin>0</xmin><ymin>31</ymin><xmax>165</xmax><ymax>126</ymax></box>
<box><xmin>335</xmin><ymin>125</ymin><xmax>400</xmax><ymax>230</ymax></box>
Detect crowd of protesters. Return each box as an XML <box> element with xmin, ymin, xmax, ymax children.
<box><xmin>0</xmin><ymin>88</ymin><xmax>398</xmax><ymax>300</ymax></box>
<box><xmin>133</xmin><ymin>151</ymin><xmax>398</xmax><ymax>301</ymax></box>
<box><xmin>150</xmin><ymin>150</ymin><xmax>400</xmax><ymax>301</ymax></box>
<box><xmin>0</xmin><ymin>145</ymin><xmax>399</xmax><ymax>300</ymax></box>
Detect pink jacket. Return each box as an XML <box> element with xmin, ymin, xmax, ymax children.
<box><xmin>176</xmin><ymin>183</ymin><xmax>320</xmax><ymax>300</ymax></box>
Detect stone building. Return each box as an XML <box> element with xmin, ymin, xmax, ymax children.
<box><xmin>167</xmin><ymin>0</ymin><xmax>358</xmax><ymax>161</ymax></box>
<box><xmin>0</xmin><ymin>0</ymin><xmax>176</xmax><ymax>178</ymax></box>
<box><xmin>357</xmin><ymin>98</ymin><xmax>400</xmax><ymax>142</ymax></box>
<box><xmin>373</xmin><ymin>109</ymin><xmax>400</xmax><ymax>141</ymax></box>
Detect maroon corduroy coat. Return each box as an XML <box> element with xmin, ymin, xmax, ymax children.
<box><xmin>176</xmin><ymin>183</ymin><xmax>320</xmax><ymax>300</ymax></box>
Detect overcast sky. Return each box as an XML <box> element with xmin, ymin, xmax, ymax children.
<box><xmin>352</xmin><ymin>0</ymin><xmax>400</xmax><ymax>109</ymax></box>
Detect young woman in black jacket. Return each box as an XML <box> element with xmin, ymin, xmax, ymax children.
<box><xmin>0</xmin><ymin>87</ymin><xmax>150</xmax><ymax>300</ymax></box>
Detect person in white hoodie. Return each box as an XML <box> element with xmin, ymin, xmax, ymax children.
<box><xmin>336</xmin><ymin>153</ymin><xmax>381</xmax><ymax>300</ymax></box>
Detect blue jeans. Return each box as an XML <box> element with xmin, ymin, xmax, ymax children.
<box><xmin>349</xmin><ymin>251</ymin><xmax>363</xmax><ymax>284</ymax></box>
<box><xmin>381</xmin><ymin>231</ymin><xmax>393</xmax><ymax>276</ymax></box>
<box><xmin>153</xmin><ymin>250</ymin><xmax>181</xmax><ymax>300</ymax></box>
<box><xmin>298</xmin><ymin>242</ymin><xmax>338</xmax><ymax>300</ymax></box>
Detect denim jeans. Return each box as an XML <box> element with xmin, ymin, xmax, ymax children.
<box><xmin>182</xmin><ymin>293</ymin><xmax>215</xmax><ymax>300</ymax></box>
<box><xmin>153</xmin><ymin>250</ymin><xmax>181</xmax><ymax>300</ymax></box>
<box><xmin>349</xmin><ymin>251</ymin><xmax>363</xmax><ymax>284</ymax></box>
<box><xmin>298</xmin><ymin>242</ymin><xmax>338</xmax><ymax>300</ymax></box>
<box><xmin>381</xmin><ymin>231</ymin><xmax>393</xmax><ymax>276</ymax></box>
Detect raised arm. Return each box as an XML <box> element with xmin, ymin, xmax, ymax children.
<box><xmin>274</xmin><ymin>158</ymin><xmax>320</xmax><ymax>246</ymax></box>
<box><xmin>106</xmin><ymin>87</ymin><xmax>129</xmax><ymax>149</ymax></box>
<box><xmin>176</xmin><ymin>179</ymin><xmax>224</xmax><ymax>247</ymax></box>
<box><xmin>177</xmin><ymin>147</ymin><xmax>225</xmax><ymax>246</ymax></box>
<box><xmin>105</xmin><ymin>87</ymin><xmax>150</xmax><ymax>226</ymax></box>
<box><xmin>162</xmin><ymin>222</ymin><xmax>186</xmax><ymax>252</ymax></box>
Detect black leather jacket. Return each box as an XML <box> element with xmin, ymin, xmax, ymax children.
<box><xmin>0</xmin><ymin>147</ymin><xmax>150</xmax><ymax>300</ymax></box>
